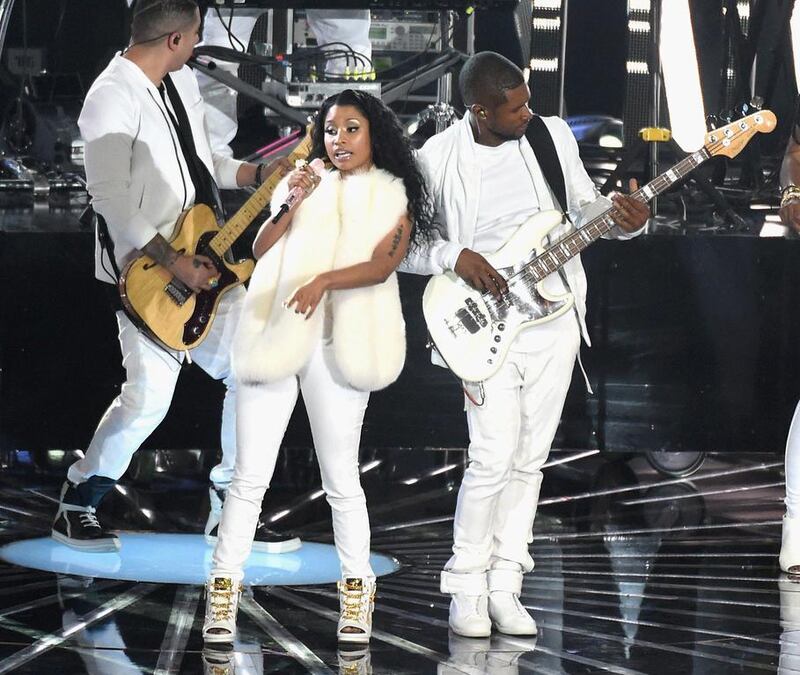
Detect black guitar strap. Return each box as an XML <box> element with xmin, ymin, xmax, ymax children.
<box><xmin>161</xmin><ymin>74</ymin><xmax>225</xmax><ymax>223</ymax></box>
<box><xmin>524</xmin><ymin>116</ymin><xmax>590</xmax><ymax>378</ymax></box>
<box><xmin>525</xmin><ymin>115</ymin><xmax>568</xmax><ymax>216</ymax></box>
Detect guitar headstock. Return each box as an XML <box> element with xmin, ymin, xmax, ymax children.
<box><xmin>704</xmin><ymin>110</ymin><xmax>776</xmax><ymax>159</ymax></box>
<box><xmin>287</xmin><ymin>122</ymin><xmax>315</xmax><ymax>163</ymax></box>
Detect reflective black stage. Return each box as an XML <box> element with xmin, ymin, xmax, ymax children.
<box><xmin>0</xmin><ymin>448</ymin><xmax>789</xmax><ymax>674</ymax></box>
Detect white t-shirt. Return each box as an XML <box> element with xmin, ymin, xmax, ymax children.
<box><xmin>473</xmin><ymin>140</ymin><xmax>575</xmax><ymax>350</ymax></box>
<box><xmin>473</xmin><ymin>141</ymin><xmax>539</xmax><ymax>255</ymax></box>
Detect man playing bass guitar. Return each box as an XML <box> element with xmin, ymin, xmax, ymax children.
<box><xmin>403</xmin><ymin>51</ymin><xmax>649</xmax><ymax>637</ymax></box>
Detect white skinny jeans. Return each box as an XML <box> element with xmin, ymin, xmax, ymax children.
<box><xmin>446</xmin><ymin>315</ymin><xmax>580</xmax><ymax>575</ymax></box>
<box><xmin>212</xmin><ymin>341</ymin><xmax>373</xmax><ymax>581</ymax></box>
<box><xmin>67</xmin><ymin>287</ymin><xmax>244</xmax><ymax>488</ymax></box>
<box><xmin>786</xmin><ymin>401</ymin><xmax>800</xmax><ymax>518</ymax></box>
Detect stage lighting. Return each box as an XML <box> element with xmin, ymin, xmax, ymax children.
<box><xmin>660</xmin><ymin>0</ymin><xmax>706</xmax><ymax>151</ymax></box>
<box><xmin>623</xmin><ymin>0</ymin><xmax>708</xmax><ymax>151</ymax></box>
<box><xmin>623</xmin><ymin>0</ymin><xmax>653</xmax><ymax>148</ymax></box>
<box><xmin>528</xmin><ymin>0</ymin><xmax>566</xmax><ymax>116</ymax></box>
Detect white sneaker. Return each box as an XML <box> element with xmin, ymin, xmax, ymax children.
<box><xmin>337</xmin><ymin>577</ymin><xmax>376</xmax><ymax>643</ymax></box>
<box><xmin>781</xmin><ymin>515</ymin><xmax>800</xmax><ymax>574</ymax></box>
<box><xmin>441</xmin><ymin>571</ymin><xmax>491</xmax><ymax>638</ymax></box>
<box><xmin>437</xmin><ymin>633</ymin><xmax>490</xmax><ymax>674</ymax></box>
<box><xmin>203</xmin><ymin>576</ymin><xmax>242</xmax><ymax>643</ymax></box>
<box><xmin>487</xmin><ymin>568</ymin><xmax>537</xmax><ymax>636</ymax></box>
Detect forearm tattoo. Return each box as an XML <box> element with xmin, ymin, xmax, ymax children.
<box><xmin>388</xmin><ymin>224</ymin><xmax>404</xmax><ymax>257</ymax></box>
<box><xmin>142</xmin><ymin>233</ymin><xmax>179</xmax><ymax>268</ymax></box>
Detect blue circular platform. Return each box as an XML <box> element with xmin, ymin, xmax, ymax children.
<box><xmin>0</xmin><ymin>534</ymin><xmax>400</xmax><ymax>585</ymax></box>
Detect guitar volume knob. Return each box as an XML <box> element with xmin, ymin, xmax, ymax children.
<box><xmin>494</xmin><ymin>335</ymin><xmax>501</xmax><ymax>342</ymax></box>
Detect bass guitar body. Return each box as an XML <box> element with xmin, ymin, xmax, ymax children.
<box><xmin>423</xmin><ymin>210</ymin><xmax>570</xmax><ymax>383</ymax></box>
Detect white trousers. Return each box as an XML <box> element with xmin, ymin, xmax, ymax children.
<box><xmin>446</xmin><ymin>315</ymin><xmax>580</xmax><ymax>574</ymax></box>
<box><xmin>211</xmin><ymin>341</ymin><xmax>373</xmax><ymax>581</ymax></box>
<box><xmin>306</xmin><ymin>10</ymin><xmax>372</xmax><ymax>75</ymax></box>
<box><xmin>197</xmin><ymin>9</ymin><xmax>263</xmax><ymax>159</ymax></box>
<box><xmin>786</xmin><ymin>401</ymin><xmax>800</xmax><ymax>518</ymax></box>
<box><xmin>67</xmin><ymin>287</ymin><xmax>245</xmax><ymax>488</ymax></box>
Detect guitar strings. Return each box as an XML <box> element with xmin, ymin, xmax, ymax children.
<box><xmin>476</xmin><ymin>119</ymin><xmax>758</xmax><ymax>316</ymax></box>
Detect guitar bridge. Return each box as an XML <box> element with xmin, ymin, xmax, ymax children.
<box><xmin>164</xmin><ymin>280</ymin><xmax>191</xmax><ymax>306</ymax></box>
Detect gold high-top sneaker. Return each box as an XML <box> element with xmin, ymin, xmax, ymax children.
<box><xmin>337</xmin><ymin>577</ymin><xmax>376</xmax><ymax>643</ymax></box>
<box><xmin>203</xmin><ymin>576</ymin><xmax>242</xmax><ymax>643</ymax></box>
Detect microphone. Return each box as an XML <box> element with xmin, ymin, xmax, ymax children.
<box><xmin>271</xmin><ymin>158</ymin><xmax>326</xmax><ymax>223</ymax></box>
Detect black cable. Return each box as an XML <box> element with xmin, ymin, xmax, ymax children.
<box><xmin>213</xmin><ymin>7</ymin><xmax>246</xmax><ymax>52</ymax></box>
<box><xmin>398</xmin><ymin>20</ymin><xmax>440</xmax><ymax>117</ymax></box>
<box><xmin>53</xmin><ymin>0</ymin><xmax>68</xmax><ymax>44</ymax></box>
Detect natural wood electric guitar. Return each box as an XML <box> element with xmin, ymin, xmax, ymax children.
<box><xmin>119</xmin><ymin>132</ymin><xmax>312</xmax><ymax>351</ymax></box>
<box><xmin>423</xmin><ymin>110</ymin><xmax>776</xmax><ymax>383</ymax></box>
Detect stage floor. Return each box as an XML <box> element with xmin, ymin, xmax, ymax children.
<box><xmin>0</xmin><ymin>447</ymin><xmax>788</xmax><ymax>674</ymax></box>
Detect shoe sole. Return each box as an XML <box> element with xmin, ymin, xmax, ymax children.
<box><xmin>51</xmin><ymin>531</ymin><xmax>120</xmax><ymax>553</ymax></box>
<box><xmin>448</xmin><ymin>622</ymin><xmax>491</xmax><ymax>638</ymax></box>
<box><xmin>205</xmin><ymin>534</ymin><xmax>302</xmax><ymax>554</ymax></box>
<box><xmin>494</xmin><ymin>625</ymin><xmax>538</xmax><ymax>636</ymax></box>
<box><xmin>337</xmin><ymin>632</ymin><xmax>370</xmax><ymax>644</ymax></box>
<box><xmin>203</xmin><ymin>631</ymin><xmax>236</xmax><ymax>644</ymax></box>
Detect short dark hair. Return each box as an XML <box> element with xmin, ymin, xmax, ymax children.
<box><xmin>459</xmin><ymin>51</ymin><xmax>525</xmax><ymax>108</ymax></box>
<box><xmin>130</xmin><ymin>0</ymin><xmax>198</xmax><ymax>45</ymax></box>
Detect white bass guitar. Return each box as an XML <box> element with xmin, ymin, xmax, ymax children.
<box><xmin>423</xmin><ymin>110</ymin><xmax>776</xmax><ymax>382</ymax></box>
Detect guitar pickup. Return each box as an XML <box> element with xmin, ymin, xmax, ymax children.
<box><xmin>164</xmin><ymin>280</ymin><xmax>191</xmax><ymax>306</ymax></box>
<box><xmin>464</xmin><ymin>298</ymin><xmax>488</xmax><ymax>327</ymax></box>
<box><xmin>455</xmin><ymin>308</ymin><xmax>480</xmax><ymax>334</ymax></box>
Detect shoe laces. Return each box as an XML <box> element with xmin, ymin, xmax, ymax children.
<box><xmin>77</xmin><ymin>507</ymin><xmax>101</xmax><ymax>530</ymax></box>
<box><xmin>496</xmin><ymin>591</ymin><xmax>529</xmax><ymax>617</ymax></box>
<box><xmin>208</xmin><ymin>578</ymin><xmax>238</xmax><ymax>622</ymax></box>
<box><xmin>340</xmin><ymin>581</ymin><xmax>373</xmax><ymax>623</ymax></box>
<box><xmin>513</xmin><ymin>595</ymin><xmax>529</xmax><ymax>616</ymax></box>
<box><xmin>456</xmin><ymin>592</ymin><xmax>486</xmax><ymax>618</ymax></box>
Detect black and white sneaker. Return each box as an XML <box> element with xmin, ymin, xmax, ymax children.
<box><xmin>252</xmin><ymin>520</ymin><xmax>301</xmax><ymax>553</ymax></box>
<box><xmin>205</xmin><ymin>519</ymin><xmax>301</xmax><ymax>554</ymax></box>
<box><xmin>52</xmin><ymin>502</ymin><xmax>120</xmax><ymax>552</ymax></box>
<box><xmin>205</xmin><ymin>485</ymin><xmax>301</xmax><ymax>553</ymax></box>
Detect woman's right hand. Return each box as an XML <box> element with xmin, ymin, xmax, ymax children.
<box><xmin>286</xmin><ymin>164</ymin><xmax>321</xmax><ymax>195</ymax></box>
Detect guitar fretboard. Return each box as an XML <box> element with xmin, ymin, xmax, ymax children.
<box><xmin>207</xmin><ymin>137</ymin><xmax>312</xmax><ymax>258</ymax></box>
<box><xmin>518</xmin><ymin>147</ymin><xmax>710</xmax><ymax>285</ymax></box>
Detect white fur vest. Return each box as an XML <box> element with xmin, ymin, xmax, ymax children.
<box><xmin>233</xmin><ymin>167</ymin><xmax>408</xmax><ymax>391</ymax></box>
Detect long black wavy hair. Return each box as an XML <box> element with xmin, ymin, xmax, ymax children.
<box><xmin>308</xmin><ymin>90</ymin><xmax>435</xmax><ymax>249</ymax></box>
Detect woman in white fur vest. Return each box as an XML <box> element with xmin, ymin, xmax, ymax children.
<box><xmin>203</xmin><ymin>90</ymin><xmax>435</xmax><ymax>645</ymax></box>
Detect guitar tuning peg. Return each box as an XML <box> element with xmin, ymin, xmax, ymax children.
<box><xmin>750</xmin><ymin>96</ymin><xmax>764</xmax><ymax>111</ymax></box>
<box><xmin>706</xmin><ymin>114</ymin><xmax>719</xmax><ymax>130</ymax></box>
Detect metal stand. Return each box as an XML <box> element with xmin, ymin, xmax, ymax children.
<box><xmin>647</xmin><ymin>0</ymin><xmax>662</xmax><ymax>220</ymax></box>
<box><xmin>189</xmin><ymin>7</ymin><xmax>474</xmax><ymax>127</ymax></box>
<box><xmin>189</xmin><ymin>56</ymin><xmax>309</xmax><ymax>126</ymax></box>
<box><xmin>0</xmin><ymin>0</ymin><xmax>15</xmax><ymax>59</ymax></box>
<box><xmin>557</xmin><ymin>0</ymin><xmax>569</xmax><ymax>118</ymax></box>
